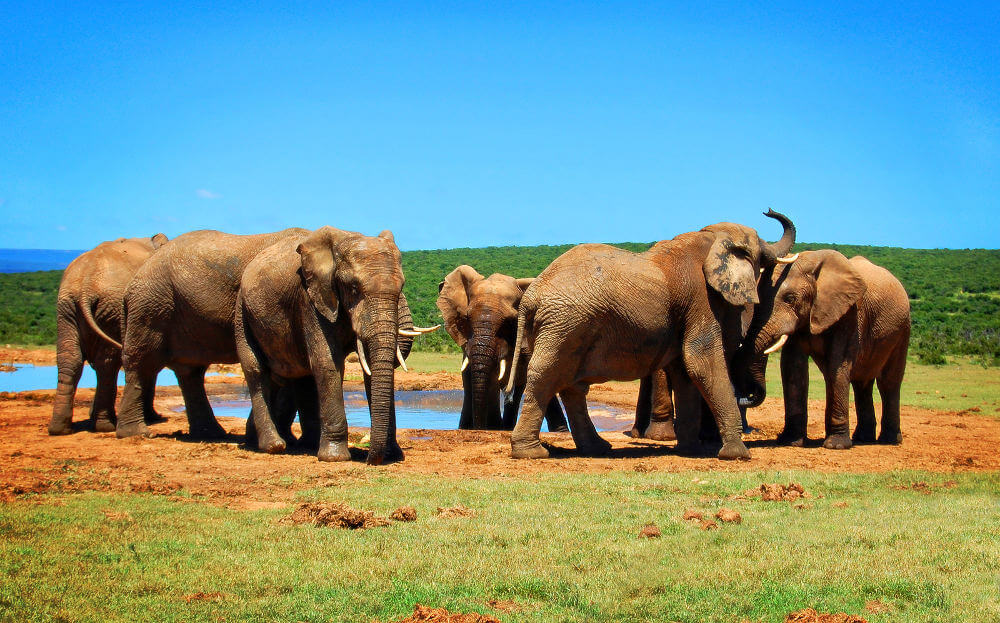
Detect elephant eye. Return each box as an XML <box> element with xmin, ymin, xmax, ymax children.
<box><xmin>783</xmin><ymin>291</ymin><xmax>797</xmax><ymax>303</ymax></box>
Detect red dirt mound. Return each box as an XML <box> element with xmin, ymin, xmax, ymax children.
<box><xmin>282</xmin><ymin>502</ymin><xmax>389</xmax><ymax>529</ymax></box>
<box><xmin>436</xmin><ymin>504</ymin><xmax>474</xmax><ymax>518</ymax></box>
<box><xmin>638</xmin><ymin>523</ymin><xmax>661</xmax><ymax>538</ymax></box>
<box><xmin>784</xmin><ymin>608</ymin><xmax>868</xmax><ymax>623</ymax></box>
<box><xmin>682</xmin><ymin>509</ymin><xmax>704</xmax><ymax>521</ymax></box>
<box><xmin>715</xmin><ymin>508</ymin><xmax>742</xmax><ymax>523</ymax></box>
<box><xmin>756</xmin><ymin>482</ymin><xmax>807</xmax><ymax>501</ymax></box>
<box><xmin>391</xmin><ymin>605</ymin><xmax>500</xmax><ymax>623</ymax></box>
<box><xmin>391</xmin><ymin>506</ymin><xmax>418</xmax><ymax>522</ymax></box>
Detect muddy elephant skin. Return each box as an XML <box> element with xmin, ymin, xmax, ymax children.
<box><xmin>436</xmin><ymin>265</ymin><xmax>568</xmax><ymax>431</ymax></box>
<box><xmin>737</xmin><ymin>250</ymin><xmax>911</xmax><ymax>449</ymax></box>
<box><xmin>115</xmin><ymin>228</ymin><xmax>308</xmax><ymax>440</ymax></box>
<box><xmin>48</xmin><ymin>234</ymin><xmax>169</xmax><ymax>435</ymax></box>
<box><xmin>506</xmin><ymin>211</ymin><xmax>796</xmax><ymax>460</ymax></box>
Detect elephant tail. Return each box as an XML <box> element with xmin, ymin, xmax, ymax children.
<box><xmin>505</xmin><ymin>295</ymin><xmax>534</xmax><ymax>395</ymax></box>
<box><xmin>80</xmin><ymin>295</ymin><xmax>123</xmax><ymax>349</ymax></box>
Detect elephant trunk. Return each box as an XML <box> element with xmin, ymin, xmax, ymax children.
<box><xmin>467</xmin><ymin>328</ymin><xmax>500</xmax><ymax>430</ymax></box>
<box><xmin>761</xmin><ymin>209</ymin><xmax>796</xmax><ymax>264</ymax></box>
<box><xmin>737</xmin><ymin>354</ymin><xmax>768</xmax><ymax>408</ymax></box>
<box><xmin>362</xmin><ymin>296</ymin><xmax>399</xmax><ymax>465</ymax></box>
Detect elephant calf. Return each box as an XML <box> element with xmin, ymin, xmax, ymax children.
<box><xmin>48</xmin><ymin>234</ymin><xmax>168</xmax><ymax>435</ymax></box>
<box><xmin>738</xmin><ymin>250</ymin><xmax>911</xmax><ymax>449</ymax></box>
<box><xmin>437</xmin><ymin>265</ymin><xmax>568</xmax><ymax>432</ymax></box>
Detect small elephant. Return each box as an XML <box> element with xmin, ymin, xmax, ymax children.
<box><xmin>236</xmin><ymin>227</ymin><xmax>429</xmax><ymax>464</ymax></box>
<box><xmin>506</xmin><ymin>211</ymin><xmax>796</xmax><ymax>460</ymax></box>
<box><xmin>436</xmin><ymin>265</ymin><xmax>568</xmax><ymax>431</ymax></box>
<box><xmin>48</xmin><ymin>234</ymin><xmax>168</xmax><ymax>435</ymax></box>
<box><xmin>737</xmin><ymin>250</ymin><xmax>911</xmax><ymax>449</ymax></box>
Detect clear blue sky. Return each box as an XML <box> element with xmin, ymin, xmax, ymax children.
<box><xmin>1</xmin><ymin>2</ymin><xmax>997</xmax><ymax>250</ymax></box>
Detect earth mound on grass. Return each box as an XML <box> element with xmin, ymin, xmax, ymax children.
<box><xmin>391</xmin><ymin>506</ymin><xmax>418</xmax><ymax>521</ymax></box>
<box><xmin>784</xmin><ymin>608</ymin><xmax>868</xmax><ymax>622</ymax></box>
<box><xmin>282</xmin><ymin>502</ymin><xmax>388</xmax><ymax>529</ymax></box>
<box><xmin>758</xmin><ymin>482</ymin><xmax>807</xmax><ymax>501</ymax></box>
<box><xmin>436</xmin><ymin>504</ymin><xmax>474</xmax><ymax>518</ymax></box>
<box><xmin>392</xmin><ymin>604</ymin><xmax>500</xmax><ymax>622</ymax></box>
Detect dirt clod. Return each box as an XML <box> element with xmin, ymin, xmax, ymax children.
<box><xmin>682</xmin><ymin>509</ymin><xmax>704</xmax><ymax>521</ymax></box>
<box><xmin>758</xmin><ymin>482</ymin><xmax>806</xmax><ymax>501</ymax></box>
<box><xmin>485</xmin><ymin>599</ymin><xmax>521</xmax><ymax>613</ymax></box>
<box><xmin>436</xmin><ymin>504</ymin><xmax>474</xmax><ymax>519</ymax></box>
<box><xmin>715</xmin><ymin>508</ymin><xmax>742</xmax><ymax>523</ymax></box>
<box><xmin>700</xmin><ymin>520</ymin><xmax>718</xmax><ymax>531</ymax></box>
<box><xmin>391</xmin><ymin>506</ymin><xmax>418</xmax><ymax>522</ymax></box>
<box><xmin>638</xmin><ymin>523</ymin><xmax>661</xmax><ymax>538</ymax></box>
<box><xmin>282</xmin><ymin>502</ymin><xmax>389</xmax><ymax>529</ymax></box>
<box><xmin>392</xmin><ymin>604</ymin><xmax>500</xmax><ymax>623</ymax></box>
<box><xmin>784</xmin><ymin>608</ymin><xmax>868</xmax><ymax>622</ymax></box>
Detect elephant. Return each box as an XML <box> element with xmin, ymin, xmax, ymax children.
<box><xmin>436</xmin><ymin>265</ymin><xmax>568</xmax><ymax>431</ymax></box>
<box><xmin>48</xmin><ymin>234</ymin><xmax>169</xmax><ymax>435</ymax></box>
<box><xmin>735</xmin><ymin>249</ymin><xmax>911</xmax><ymax>449</ymax></box>
<box><xmin>505</xmin><ymin>211</ymin><xmax>796</xmax><ymax>460</ymax></box>
<box><xmin>115</xmin><ymin>228</ymin><xmax>310</xmax><ymax>440</ymax></box>
<box><xmin>235</xmin><ymin>227</ymin><xmax>435</xmax><ymax>464</ymax></box>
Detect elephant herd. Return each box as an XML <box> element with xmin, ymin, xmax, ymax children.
<box><xmin>48</xmin><ymin>211</ymin><xmax>911</xmax><ymax>465</ymax></box>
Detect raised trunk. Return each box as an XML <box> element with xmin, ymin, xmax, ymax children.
<box><xmin>363</xmin><ymin>298</ymin><xmax>399</xmax><ymax>465</ymax></box>
<box><xmin>762</xmin><ymin>209</ymin><xmax>796</xmax><ymax>263</ymax></box>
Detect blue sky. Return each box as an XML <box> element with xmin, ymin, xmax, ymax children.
<box><xmin>1</xmin><ymin>2</ymin><xmax>997</xmax><ymax>250</ymax></box>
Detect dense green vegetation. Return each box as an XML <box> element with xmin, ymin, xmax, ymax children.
<box><xmin>2</xmin><ymin>243</ymin><xmax>998</xmax><ymax>364</ymax></box>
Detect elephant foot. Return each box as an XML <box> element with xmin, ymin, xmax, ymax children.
<box><xmin>577</xmin><ymin>436</ymin><xmax>612</xmax><ymax>457</ymax></box>
<box><xmin>258</xmin><ymin>434</ymin><xmax>287</xmax><ymax>455</ymax></box>
<box><xmin>116</xmin><ymin>420</ymin><xmax>151</xmax><ymax>439</ymax></box>
<box><xmin>645</xmin><ymin>419</ymin><xmax>676</xmax><ymax>441</ymax></box>
<box><xmin>777</xmin><ymin>430</ymin><xmax>806</xmax><ymax>447</ymax></box>
<box><xmin>718</xmin><ymin>440</ymin><xmax>751</xmax><ymax>461</ymax></box>
<box><xmin>144</xmin><ymin>411</ymin><xmax>168</xmax><ymax>425</ymax></box>
<box><xmin>317</xmin><ymin>439</ymin><xmax>351</xmax><ymax>462</ymax></box>
<box><xmin>47</xmin><ymin>421</ymin><xmax>74</xmax><ymax>436</ymax></box>
<box><xmin>296</xmin><ymin>433</ymin><xmax>321</xmax><ymax>452</ymax></box>
<box><xmin>189</xmin><ymin>421</ymin><xmax>229</xmax><ymax>440</ymax></box>
<box><xmin>852</xmin><ymin>427</ymin><xmax>877</xmax><ymax>443</ymax></box>
<box><xmin>823</xmin><ymin>434</ymin><xmax>853</xmax><ymax>450</ymax></box>
<box><xmin>675</xmin><ymin>441</ymin><xmax>703</xmax><ymax>457</ymax></box>
<box><xmin>92</xmin><ymin>417</ymin><xmax>117</xmax><ymax>433</ymax></box>
<box><xmin>877</xmin><ymin>430</ymin><xmax>903</xmax><ymax>445</ymax></box>
<box><xmin>511</xmin><ymin>442</ymin><xmax>550</xmax><ymax>460</ymax></box>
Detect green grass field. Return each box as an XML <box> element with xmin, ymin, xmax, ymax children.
<box><xmin>2</xmin><ymin>471</ymin><xmax>997</xmax><ymax>622</ymax></box>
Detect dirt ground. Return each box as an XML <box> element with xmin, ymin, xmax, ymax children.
<box><xmin>1</xmin><ymin>347</ymin><xmax>997</xmax><ymax>509</ymax></box>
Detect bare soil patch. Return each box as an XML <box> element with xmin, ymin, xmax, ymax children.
<box><xmin>784</xmin><ymin>608</ymin><xmax>868</xmax><ymax>622</ymax></box>
<box><xmin>391</xmin><ymin>506</ymin><xmax>418</xmax><ymax>522</ymax></box>
<box><xmin>753</xmin><ymin>482</ymin><xmax>808</xmax><ymax>502</ymax></box>
<box><xmin>1</xmin><ymin>355</ymin><xmax>999</xmax><ymax>507</ymax></box>
<box><xmin>390</xmin><ymin>605</ymin><xmax>500</xmax><ymax>623</ymax></box>
<box><xmin>282</xmin><ymin>502</ymin><xmax>389</xmax><ymax>529</ymax></box>
<box><xmin>436</xmin><ymin>504</ymin><xmax>474</xmax><ymax>519</ymax></box>
<box><xmin>715</xmin><ymin>508</ymin><xmax>742</xmax><ymax>523</ymax></box>
<box><xmin>638</xmin><ymin>523</ymin><xmax>661</xmax><ymax>538</ymax></box>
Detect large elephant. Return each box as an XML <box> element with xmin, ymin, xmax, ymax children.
<box><xmin>48</xmin><ymin>234</ymin><xmax>169</xmax><ymax>435</ymax></box>
<box><xmin>116</xmin><ymin>228</ymin><xmax>308</xmax><ymax>440</ymax></box>
<box><xmin>505</xmin><ymin>211</ymin><xmax>796</xmax><ymax>460</ymax></box>
<box><xmin>436</xmin><ymin>265</ymin><xmax>568</xmax><ymax>431</ymax></box>
<box><xmin>236</xmin><ymin>227</ymin><xmax>432</xmax><ymax>464</ymax></box>
<box><xmin>735</xmin><ymin>250</ymin><xmax>911</xmax><ymax>449</ymax></box>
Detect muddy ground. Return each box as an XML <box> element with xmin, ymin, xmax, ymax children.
<box><xmin>1</xmin><ymin>347</ymin><xmax>997</xmax><ymax>509</ymax></box>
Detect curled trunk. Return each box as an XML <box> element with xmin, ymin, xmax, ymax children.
<box><xmin>761</xmin><ymin>209</ymin><xmax>796</xmax><ymax>264</ymax></box>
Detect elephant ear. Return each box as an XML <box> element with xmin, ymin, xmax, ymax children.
<box><xmin>297</xmin><ymin>226</ymin><xmax>353</xmax><ymax>325</ymax></box>
<box><xmin>150</xmin><ymin>233</ymin><xmax>169</xmax><ymax>249</ymax></box>
<box><xmin>809</xmin><ymin>250</ymin><xmax>867</xmax><ymax>334</ymax></box>
<box><xmin>514</xmin><ymin>278</ymin><xmax>535</xmax><ymax>292</ymax></box>
<box><xmin>704</xmin><ymin>235</ymin><xmax>760</xmax><ymax>306</ymax></box>
<box><xmin>436</xmin><ymin>265</ymin><xmax>484</xmax><ymax>348</ymax></box>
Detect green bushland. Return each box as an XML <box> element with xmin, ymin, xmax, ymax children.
<box><xmin>1</xmin><ymin>470</ymin><xmax>997</xmax><ymax>622</ymax></box>
<box><xmin>2</xmin><ymin>244</ymin><xmax>998</xmax><ymax>364</ymax></box>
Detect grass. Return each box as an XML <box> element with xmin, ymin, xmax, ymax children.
<box><xmin>1</xmin><ymin>471</ymin><xmax>998</xmax><ymax>622</ymax></box>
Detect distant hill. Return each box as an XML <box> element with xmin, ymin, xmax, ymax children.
<box><xmin>1</xmin><ymin>243</ymin><xmax>997</xmax><ymax>365</ymax></box>
<box><xmin>0</xmin><ymin>249</ymin><xmax>84</xmax><ymax>273</ymax></box>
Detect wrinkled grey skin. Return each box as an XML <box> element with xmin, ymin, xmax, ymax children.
<box><xmin>116</xmin><ymin>228</ymin><xmax>308</xmax><ymax>440</ymax></box>
<box><xmin>506</xmin><ymin>212</ymin><xmax>795</xmax><ymax>460</ymax></box>
<box><xmin>48</xmin><ymin>234</ymin><xmax>169</xmax><ymax>435</ymax></box>
<box><xmin>236</xmin><ymin>227</ymin><xmax>408</xmax><ymax>465</ymax></box>
<box><xmin>736</xmin><ymin>250</ymin><xmax>911</xmax><ymax>449</ymax></box>
<box><xmin>436</xmin><ymin>266</ymin><xmax>569</xmax><ymax>432</ymax></box>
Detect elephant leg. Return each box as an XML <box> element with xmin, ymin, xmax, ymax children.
<box><xmin>315</xmin><ymin>362</ymin><xmax>351</xmax><ymax>462</ymax></box>
<box><xmin>49</xmin><ymin>316</ymin><xmax>84</xmax><ymax>435</ymax></box>
<box><xmin>630</xmin><ymin>374</ymin><xmax>653</xmax><ymax>438</ymax></box>
<box><xmin>117</xmin><ymin>326</ymin><xmax>165</xmax><ymax>438</ymax></box>
<box><xmin>273</xmin><ymin>383</ymin><xmax>298</xmax><ymax>446</ymax></box>
<box><xmin>683</xmin><ymin>335</ymin><xmax>749</xmax><ymax>460</ymax></box>
<box><xmin>90</xmin><ymin>362</ymin><xmax>119</xmax><ymax>433</ymax></box>
<box><xmin>293</xmin><ymin>376</ymin><xmax>321</xmax><ymax>451</ymax></box>
<box><xmin>175</xmin><ymin>364</ymin><xmax>227</xmax><ymax>439</ymax></box>
<box><xmin>244</xmin><ymin>367</ymin><xmax>284</xmax><ymax>453</ymax></box>
<box><xmin>698</xmin><ymin>398</ymin><xmax>721</xmax><ymax>443</ymax></box>
<box><xmin>544</xmin><ymin>397</ymin><xmax>569</xmax><ymax>432</ymax></box>
<box><xmin>116</xmin><ymin>369</ymin><xmax>158</xmax><ymax>439</ymax></box>
<box><xmin>876</xmin><ymin>341</ymin><xmax>907</xmax><ymax>445</ymax></box>
<box><xmin>560</xmin><ymin>386</ymin><xmax>610</xmax><ymax>456</ymax></box>
<box><xmin>458</xmin><ymin>364</ymin><xmax>474</xmax><ymax>429</ymax></box>
<box><xmin>822</xmin><ymin>359</ymin><xmax>853</xmax><ymax>450</ymax></box>
<box><xmin>645</xmin><ymin>368</ymin><xmax>676</xmax><ymax>441</ymax></box>
<box><xmin>501</xmin><ymin>382</ymin><xmax>525</xmax><ymax>430</ymax></box>
<box><xmin>777</xmin><ymin>343</ymin><xmax>810</xmax><ymax>446</ymax></box>
<box><xmin>851</xmin><ymin>379</ymin><xmax>877</xmax><ymax>443</ymax></box>
<box><xmin>670</xmin><ymin>366</ymin><xmax>703</xmax><ymax>455</ymax></box>
<box><xmin>510</xmin><ymin>360</ymin><xmax>557</xmax><ymax>459</ymax></box>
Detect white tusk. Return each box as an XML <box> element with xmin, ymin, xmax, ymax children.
<box><xmin>776</xmin><ymin>253</ymin><xmax>799</xmax><ymax>264</ymax></box>
<box><xmin>497</xmin><ymin>359</ymin><xmax>506</xmax><ymax>382</ymax></box>
<box><xmin>763</xmin><ymin>334</ymin><xmax>789</xmax><ymax>354</ymax></box>
<box><xmin>460</xmin><ymin>356</ymin><xmax>469</xmax><ymax>372</ymax></box>
<box><xmin>411</xmin><ymin>325</ymin><xmax>441</xmax><ymax>334</ymax></box>
<box><xmin>396</xmin><ymin>346</ymin><xmax>408</xmax><ymax>371</ymax></box>
<box><xmin>398</xmin><ymin>329</ymin><xmax>422</xmax><ymax>337</ymax></box>
<box><xmin>356</xmin><ymin>338</ymin><xmax>371</xmax><ymax>376</ymax></box>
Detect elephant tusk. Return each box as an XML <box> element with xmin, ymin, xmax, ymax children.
<box><xmin>411</xmin><ymin>325</ymin><xmax>441</xmax><ymax>334</ymax></box>
<box><xmin>398</xmin><ymin>329</ymin><xmax>422</xmax><ymax>337</ymax></box>
<box><xmin>396</xmin><ymin>346</ymin><xmax>408</xmax><ymax>372</ymax></box>
<box><xmin>497</xmin><ymin>359</ymin><xmax>506</xmax><ymax>382</ymax></box>
<box><xmin>763</xmin><ymin>334</ymin><xmax>789</xmax><ymax>354</ymax></box>
<box><xmin>356</xmin><ymin>338</ymin><xmax>371</xmax><ymax>376</ymax></box>
<box><xmin>776</xmin><ymin>253</ymin><xmax>799</xmax><ymax>264</ymax></box>
<box><xmin>460</xmin><ymin>356</ymin><xmax>469</xmax><ymax>372</ymax></box>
